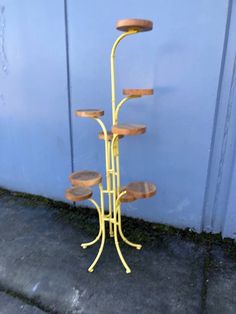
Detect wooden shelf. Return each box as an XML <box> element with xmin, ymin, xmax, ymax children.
<box><xmin>65</xmin><ymin>186</ymin><xmax>92</xmax><ymax>202</ymax></box>
<box><xmin>75</xmin><ymin>109</ymin><xmax>104</xmax><ymax>118</ymax></box>
<box><xmin>112</xmin><ymin>124</ymin><xmax>146</xmax><ymax>136</ymax></box>
<box><xmin>123</xmin><ymin>89</ymin><xmax>153</xmax><ymax>97</ymax></box>
<box><xmin>69</xmin><ymin>170</ymin><xmax>102</xmax><ymax>187</ymax></box>
<box><xmin>98</xmin><ymin>131</ymin><xmax>124</xmax><ymax>141</ymax></box>
<box><xmin>126</xmin><ymin>182</ymin><xmax>156</xmax><ymax>199</ymax></box>
<box><xmin>120</xmin><ymin>186</ymin><xmax>136</xmax><ymax>203</ymax></box>
<box><xmin>116</xmin><ymin>19</ymin><xmax>153</xmax><ymax>32</ymax></box>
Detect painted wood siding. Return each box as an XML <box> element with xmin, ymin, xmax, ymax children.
<box><xmin>0</xmin><ymin>0</ymin><xmax>235</xmax><ymax>238</ymax></box>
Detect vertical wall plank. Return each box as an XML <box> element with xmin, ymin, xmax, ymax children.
<box><xmin>0</xmin><ymin>1</ymin><xmax>72</xmax><ymax>200</ymax></box>
<box><xmin>202</xmin><ymin>0</ymin><xmax>236</xmax><ymax>235</ymax></box>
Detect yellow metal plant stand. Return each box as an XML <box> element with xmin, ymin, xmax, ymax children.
<box><xmin>65</xmin><ymin>19</ymin><xmax>156</xmax><ymax>274</ymax></box>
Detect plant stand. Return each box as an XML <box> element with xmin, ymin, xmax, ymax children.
<box><xmin>65</xmin><ymin>19</ymin><xmax>156</xmax><ymax>274</ymax></box>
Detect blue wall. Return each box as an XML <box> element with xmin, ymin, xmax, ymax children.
<box><xmin>0</xmin><ymin>0</ymin><xmax>235</xmax><ymax>238</ymax></box>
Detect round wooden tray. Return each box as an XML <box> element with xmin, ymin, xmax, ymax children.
<box><xmin>126</xmin><ymin>182</ymin><xmax>156</xmax><ymax>199</ymax></box>
<box><xmin>116</xmin><ymin>19</ymin><xmax>153</xmax><ymax>32</ymax></box>
<box><xmin>112</xmin><ymin>124</ymin><xmax>146</xmax><ymax>136</ymax></box>
<box><xmin>69</xmin><ymin>170</ymin><xmax>102</xmax><ymax>187</ymax></box>
<box><xmin>120</xmin><ymin>186</ymin><xmax>136</xmax><ymax>203</ymax></box>
<box><xmin>75</xmin><ymin>109</ymin><xmax>104</xmax><ymax>118</ymax></box>
<box><xmin>123</xmin><ymin>89</ymin><xmax>154</xmax><ymax>97</ymax></box>
<box><xmin>65</xmin><ymin>186</ymin><xmax>92</xmax><ymax>202</ymax></box>
<box><xmin>98</xmin><ymin>131</ymin><xmax>124</xmax><ymax>141</ymax></box>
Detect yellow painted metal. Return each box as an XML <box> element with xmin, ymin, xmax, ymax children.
<box><xmin>107</xmin><ymin>140</ymin><xmax>113</xmax><ymax>237</ymax></box>
<box><xmin>77</xmin><ymin>28</ymin><xmax>147</xmax><ymax>274</ymax></box>
<box><xmin>114</xmin><ymin>95</ymin><xmax>140</xmax><ymax>124</ymax></box>
<box><xmin>95</xmin><ymin>118</ymin><xmax>114</xmax><ymax>237</ymax></box>
<box><xmin>87</xmin><ymin>184</ymin><xmax>105</xmax><ymax>272</ymax></box>
<box><xmin>117</xmin><ymin>202</ymin><xmax>142</xmax><ymax>250</ymax></box>
<box><xmin>81</xmin><ymin>195</ymin><xmax>102</xmax><ymax>249</ymax></box>
<box><xmin>111</xmin><ymin>30</ymin><xmax>137</xmax><ymax>125</ymax></box>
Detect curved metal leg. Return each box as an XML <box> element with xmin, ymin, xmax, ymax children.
<box><xmin>81</xmin><ymin>199</ymin><xmax>102</xmax><ymax>249</ymax></box>
<box><xmin>87</xmin><ymin>187</ymin><xmax>106</xmax><ymax>272</ymax></box>
<box><xmin>117</xmin><ymin>205</ymin><xmax>142</xmax><ymax>250</ymax></box>
<box><xmin>81</xmin><ymin>226</ymin><xmax>102</xmax><ymax>249</ymax></box>
<box><xmin>114</xmin><ymin>219</ymin><xmax>131</xmax><ymax>274</ymax></box>
<box><xmin>88</xmin><ymin>225</ymin><xmax>105</xmax><ymax>273</ymax></box>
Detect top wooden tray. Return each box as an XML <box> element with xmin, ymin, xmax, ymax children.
<box><xmin>123</xmin><ymin>89</ymin><xmax>154</xmax><ymax>97</ymax></box>
<box><xmin>116</xmin><ymin>19</ymin><xmax>153</xmax><ymax>32</ymax></box>
<box><xmin>75</xmin><ymin>109</ymin><xmax>104</xmax><ymax>118</ymax></box>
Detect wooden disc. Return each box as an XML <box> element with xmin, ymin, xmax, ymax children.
<box><xmin>112</xmin><ymin>124</ymin><xmax>146</xmax><ymax>136</ymax></box>
<box><xmin>98</xmin><ymin>131</ymin><xmax>124</xmax><ymax>141</ymax></box>
<box><xmin>123</xmin><ymin>89</ymin><xmax>154</xmax><ymax>97</ymax></box>
<box><xmin>75</xmin><ymin>109</ymin><xmax>104</xmax><ymax>118</ymax></box>
<box><xmin>98</xmin><ymin>131</ymin><xmax>113</xmax><ymax>141</ymax></box>
<box><xmin>65</xmin><ymin>186</ymin><xmax>92</xmax><ymax>202</ymax></box>
<box><xmin>120</xmin><ymin>186</ymin><xmax>136</xmax><ymax>203</ymax></box>
<box><xmin>69</xmin><ymin>170</ymin><xmax>102</xmax><ymax>187</ymax></box>
<box><xmin>116</xmin><ymin>19</ymin><xmax>153</xmax><ymax>32</ymax></box>
<box><xmin>126</xmin><ymin>182</ymin><xmax>156</xmax><ymax>199</ymax></box>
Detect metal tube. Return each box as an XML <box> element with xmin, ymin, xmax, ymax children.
<box><xmin>87</xmin><ymin>185</ymin><xmax>106</xmax><ymax>272</ymax></box>
<box><xmin>95</xmin><ymin>118</ymin><xmax>113</xmax><ymax>237</ymax></box>
<box><xmin>110</xmin><ymin>30</ymin><xmax>137</xmax><ymax>125</ymax></box>
<box><xmin>114</xmin><ymin>96</ymin><xmax>140</xmax><ymax>124</ymax></box>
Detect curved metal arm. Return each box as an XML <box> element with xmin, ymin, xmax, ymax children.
<box><xmin>94</xmin><ymin>118</ymin><xmax>109</xmax><ymax>185</ymax></box>
<box><xmin>95</xmin><ymin>118</ymin><xmax>108</xmax><ymax>142</ymax></box>
<box><xmin>111</xmin><ymin>133</ymin><xmax>119</xmax><ymax>156</ymax></box>
<box><xmin>88</xmin><ymin>198</ymin><xmax>102</xmax><ymax>213</ymax></box>
<box><xmin>114</xmin><ymin>95</ymin><xmax>141</xmax><ymax>124</ymax></box>
<box><xmin>111</xmin><ymin>30</ymin><xmax>138</xmax><ymax>124</ymax></box>
<box><xmin>116</xmin><ymin>191</ymin><xmax>127</xmax><ymax>205</ymax></box>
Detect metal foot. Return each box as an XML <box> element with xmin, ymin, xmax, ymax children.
<box><xmin>117</xmin><ymin>207</ymin><xmax>142</xmax><ymax>250</ymax></box>
<box><xmin>114</xmin><ymin>223</ymin><xmax>131</xmax><ymax>274</ymax></box>
<box><xmin>119</xmin><ymin>227</ymin><xmax>142</xmax><ymax>250</ymax></box>
<box><xmin>87</xmin><ymin>228</ymin><xmax>105</xmax><ymax>272</ymax></box>
<box><xmin>81</xmin><ymin>227</ymin><xmax>102</xmax><ymax>249</ymax></box>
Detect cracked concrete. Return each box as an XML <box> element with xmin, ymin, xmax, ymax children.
<box><xmin>0</xmin><ymin>291</ymin><xmax>45</xmax><ymax>314</ymax></box>
<box><xmin>0</xmin><ymin>189</ymin><xmax>235</xmax><ymax>313</ymax></box>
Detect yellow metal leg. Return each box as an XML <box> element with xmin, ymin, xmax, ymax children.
<box><xmin>81</xmin><ymin>227</ymin><xmax>102</xmax><ymax>249</ymax></box>
<box><xmin>114</xmin><ymin>218</ymin><xmax>131</xmax><ymax>274</ymax></box>
<box><xmin>117</xmin><ymin>204</ymin><xmax>142</xmax><ymax>250</ymax></box>
<box><xmin>113</xmin><ymin>191</ymin><xmax>132</xmax><ymax>273</ymax></box>
<box><xmin>88</xmin><ymin>227</ymin><xmax>105</xmax><ymax>273</ymax></box>
<box><xmin>81</xmin><ymin>188</ymin><xmax>103</xmax><ymax>249</ymax></box>
<box><xmin>114</xmin><ymin>138</ymin><xmax>141</xmax><ymax>249</ymax></box>
<box><xmin>87</xmin><ymin>186</ymin><xmax>106</xmax><ymax>272</ymax></box>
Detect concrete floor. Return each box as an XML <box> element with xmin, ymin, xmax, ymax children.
<box><xmin>0</xmin><ymin>189</ymin><xmax>235</xmax><ymax>314</ymax></box>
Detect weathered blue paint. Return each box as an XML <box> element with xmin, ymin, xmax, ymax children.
<box><xmin>221</xmin><ymin>0</ymin><xmax>236</xmax><ymax>238</ymax></box>
<box><xmin>0</xmin><ymin>0</ymin><xmax>236</xmax><ymax>238</ymax></box>
<box><xmin>67</xmin><ymin>0</ymin><xmax>228</xmax><ymax>232</ymax></box>
<box><xmin>0</xmin><ymin>1</ymin><xmax>72</xmax><ymax>200</ymax></box>
<box><xmin>202</xmin><ymin>0</ymin><xmax>236</xmax><ymax>237</ymax></box>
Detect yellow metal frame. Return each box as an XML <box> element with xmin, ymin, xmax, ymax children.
<box><xmin>80</xmin><ymin>29</ymin><xmax>146</xmax><ymax>274</ymax></box>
